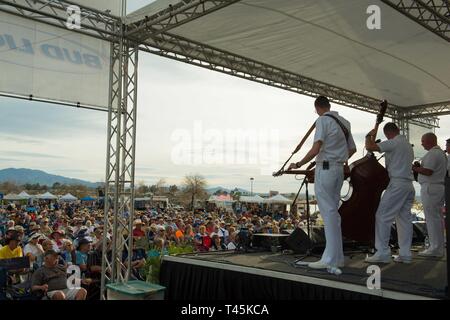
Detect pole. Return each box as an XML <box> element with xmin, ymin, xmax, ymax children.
<box><xmin>305</xmin><ymin>178</ymin><xmax>310</xmax><ymax>238</ymax></box>
<box><xmin>445</xmin><ymin>174</ymin><xmax>450</xmax><ymax>298</ymax></box>
<box><xmin>250</xmin><ymin>178</ymin><xmax>254</xmax><ymax>196</ymax></box>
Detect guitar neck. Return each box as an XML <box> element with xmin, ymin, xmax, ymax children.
<box><xmin>281</xmin><ymin>170</ymin><xmax>312</xmax><ymax>175</ymax></box>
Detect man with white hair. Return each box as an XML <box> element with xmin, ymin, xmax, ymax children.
<box><xmin>413</xmin><ymin>133</ymin><xmax>448</xmax><ymax>257</ymax></box>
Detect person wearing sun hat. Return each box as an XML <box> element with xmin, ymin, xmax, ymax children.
<box><xmin>24</xmin><ymin>232</ymin><xmax>44</xmax><ymax>268</ymax></box>
<box><xmin>50</xmin><ymin>229</ymin><xmax>65</xmax><ymax>252</ymax></box>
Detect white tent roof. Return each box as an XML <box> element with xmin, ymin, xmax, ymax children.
<box><xmin>37</xmin><ymin>192</ymin><xmax>58</xmax><ymax>200</ymax></box>
<box><xmin>3</xmin><ymin>193</ymin><xmax>24</xmax><ymax>201</ymax></box>
<box><xmin>239</xmin><ymin>195</ymin><xmax>265</xmax><ymax>203</ymax></box>
<box><xmin>132</xmin><ymin>0</ymin><xmax>450</xmax><ymax>108</ymax></box>
<box><xmin>18</xmin><ymin>191</ymin><xmax>32</xmax><ymax>199</ymax></box>
<box><xmin>207</xmin><ymin>195</ymin><xmax>236</xmax><ymax>203</ymax></box>
<box><xmin>265</xmin><ymin>194</ymin><xmax>292</xmax><ymax>204</ymax></box>
<box><xmin>60</xmin><ymin>193</ymin><xmax>78</xmax><ymax>201</ymax></box>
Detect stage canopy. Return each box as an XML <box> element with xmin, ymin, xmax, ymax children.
<box><xmin>129</xmin><ymin>0</ymin><xmax>450</xmax><ymax>119</ymax></box>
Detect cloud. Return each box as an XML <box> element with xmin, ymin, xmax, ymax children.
<box><xmin>0</xmin><ymin>150</ymin><xmax>67</xmax><ymax>159</ymax></box>
<box><xmin>0</xmin><ymin>135</ymin><xmax>41</xmax><ymax>145</ymax></box>
<box><xmin>0</xmin><ymin>158</ymin><xmax>23</xmax><ymax>162</ymax></box>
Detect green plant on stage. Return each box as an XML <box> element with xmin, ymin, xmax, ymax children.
<box><xmin>144</xmin><ymin>243</ymin><xmax>194</xmax><ymax>284</ymax></box>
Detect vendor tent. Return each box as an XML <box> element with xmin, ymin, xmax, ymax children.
<box><xmin>18</xmin><ymin>191</ymin><xmax>32</xmax><ymax>199</ymax></box>
<box><xmin>60</xmin><ymin>193</ymin><xmax>78</xmax><ymax>202</ymax></box>
<box><xmin>37</xmin><ymin>192</ymin><xmax>58</xmax><ymax>200</ymax></box>
<box><xmin>239</xmin><ymin>195</ymin><xmax>265</xmax><ymax>203</ymax></box>
<box><xmin>3</xmin><ymin>193</ymin><xmax>24</xmax><ymax>201</ymax></box>
<box><xmin>208</xmin><ymin>195</ymin><xmax>235</xmax><ymax>203</ymax></box>
<box><xmin>264</xmin><ymin>194</ymin><xmax>292</xmax><ymax>204</ymax></box>
<box><xmin>81</xmin><ymin>196</ymin><xmax>96</xmax><ymax>201</ymax></box>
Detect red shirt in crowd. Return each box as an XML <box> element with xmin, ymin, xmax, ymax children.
<box><xmin>132</xmin><ymin>228</ymin><xmax>146</xmax><ymax>237</ymax></box>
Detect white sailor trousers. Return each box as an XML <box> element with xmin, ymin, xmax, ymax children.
<box><xmin>420</xmin><ymin>183</ymin><xmax>445</xmax><ymax>253</ymax></box>
<box><xmin>314</xmin><ymin>165</ymin><xmax>344</xmax><ymax>267</ymax></box>
<box><xmin>375</xmin><ymin>180</ymin><xmax>415</xmax><ymax>257</ymax></box>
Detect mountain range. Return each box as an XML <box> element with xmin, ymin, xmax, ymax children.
<box><xmin>0</xmin><ymin>168</ymin><xmax>101</xmax><ymax>188</ymax></box>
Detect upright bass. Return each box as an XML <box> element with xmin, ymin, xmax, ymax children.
<box><xmin>339</xmin><ymin>100</ymin><xmax>389</xmax><ymax>243</ymax></box>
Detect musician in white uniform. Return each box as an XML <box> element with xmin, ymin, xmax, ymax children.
<box><xmin>446</xmin><ymin>139</ymin><xmax>450</xmax><ymax>177</ymax></box>
<box><xmin>413</xmin><ymin>133</ymin><xmax>447</xmax><ymax>257</ymax></box>
<box><xmin>289</xmin><ymin>96</ymin><xmax>356</xmax><ymax>270</ymax></box>
<box><xmin>365</xmin><ymin>123</ymin><xmax>415</xmax><ymax>264</ymax></box>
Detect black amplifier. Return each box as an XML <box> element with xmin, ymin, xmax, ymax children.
<box><xmin>252</xmin><ymin>233</ymin><xmax>289</xmax><ymax>251</ymax></box>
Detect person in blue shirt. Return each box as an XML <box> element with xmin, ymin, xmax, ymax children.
<box><xmin>75</xmin><ymin>238</ymin><xmax>92</xmax><ymax>274</ymax></box>
<box><xmin>61</xmin><ymin>240</ymin><xmax>74</xmax><ymax>265</ymax></box>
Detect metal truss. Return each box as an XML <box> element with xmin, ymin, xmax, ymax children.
<box><xmin>100</xmin><ymin>39</ymin><xmax>139</xmax><ymax>299</ymax></box>
<box><xmin>139</xmin><ymin>32</ymin><xmax>440</xmax><ymax>129</ymax></box>
<box><xmin>1</xmin><ymin>0</ymin><xmax>441</xmax><ymax>130</ymax></box>
<box><xmin>0</xmin><ymin>0</ymin><xmax>120</xmax><ymax>41</ymax></box>
<box><xmin>398</xmin><ymin>101</ymin><xmax>450</xmax><ymax>118</ymax></box>
<box><xmin>380</xmin><ymin>0</ymin><xmax>450</xmax><ymax>42</ymax></box>
<box><xmin>125</xmin><ymin>0</ymin><xmax>240</xmax><ymax>41</ymax></box>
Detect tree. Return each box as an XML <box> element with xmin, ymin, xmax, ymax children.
<box><xmin>136</xmin><ymin>180</ymin><xmax>150</xmax><ymax>196</ymax></box>
<box><xmin>182</xmin><ymin>174</ymin><xmax>207</xmax><ymax>210</ymax></box>
<box><xmin>169</xmin><ymin>184</ymin><xmax>178</xmax><ymax>196</ymax></box>
<box><xmin>155</xmin><ymin>178</ymin><xmax>166</xmax><ymax>195</ymax></box>
<box><xmin>231</xmin><ymin>191</ymin><xmax>241</xmax><ymax>201</ymax></box>
<box><xmin>0</xmin><ymin>181</ymin><xmax>20</xmax><ymax>193</ymax></box>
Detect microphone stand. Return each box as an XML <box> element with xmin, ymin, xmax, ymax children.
<box><xmin>292</xmin><ymin>175</ymin><xmax>320</xmax><ymax>266</ymax></box>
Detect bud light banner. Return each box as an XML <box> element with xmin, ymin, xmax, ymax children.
<box><xmin>0</xmin><ymin>12</ymin><xmax>111</xmax><ymax>109</ymax></box>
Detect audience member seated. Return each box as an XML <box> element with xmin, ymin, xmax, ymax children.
<box><xmin>31</xmin><ymin>250</ymin><xmax>87</xmax><ymax>300</ymax></box>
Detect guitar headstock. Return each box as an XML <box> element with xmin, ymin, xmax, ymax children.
<box><xmin>376</xmin><ymin>100</ymin><xmax>388</xmax><ymax>125</ymax></box>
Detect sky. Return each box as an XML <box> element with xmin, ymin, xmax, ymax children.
<box><xmin>0</xmin><ymin>0</ymin><xmax>449</xmax><ymax>194</ymax></box>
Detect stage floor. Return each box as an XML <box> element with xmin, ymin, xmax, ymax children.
<box><xmin>163</xmin><ymin>249</ymin><xmax>447</xmax><ymax>300</ymax></box>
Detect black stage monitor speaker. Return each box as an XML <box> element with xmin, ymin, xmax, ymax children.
<box><xmin>252</xmin><ymin>233</ymin><xmax>289</xmax><ymax>251</ymax></box>
<box><xmin>285</xmin><ymin>227</ymin><xmax>312</xmax><ymax>254</ymax></box>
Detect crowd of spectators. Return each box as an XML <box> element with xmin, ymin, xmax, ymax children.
<box><xmin>0</xmin><ymin>200</ymin><xmax>306</xmax><ymax>300</ymax></box>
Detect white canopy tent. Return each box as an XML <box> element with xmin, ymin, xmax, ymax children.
<box><xmin>60</xmin><ymin>193</ymin><xmax>78</xmax><ymax>202</ymax></box>
<box><xmin>18</xmin><ymin>191</ymin><xmax>32</xmax><ymax>199</ymax></box>
<box><xmin>239</xmin><ymin>195</ymin><xmax>265</xmax><ymax>203</ymax></box>
<box><xmin>3</xmin><ymin>193</ymin><xmax>24</xmax><ymax>201</ymax></box>
<box><xmin>264</xmin><ymin>194</ymin><xmax>292</xmax><ymax>204</ymax></box>
<box><xmin>37</xmin><ymin>192</ymin><xmax>58</xmax><ymax>200</ymax></box>
<box><xmin>207</xmin><ymin>195</ymin><xmax>236</xmax><ymax>203</ymax></box>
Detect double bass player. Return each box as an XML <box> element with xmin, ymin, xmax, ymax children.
<box><xmin>288</xmin><ymin>96</ymin><xmax>356</xmax><ymax>270</ymax></box>
<box><xmin>365</xmin><ymin>122</ymin><xmax>415</xmax><ymax>264</ymax></box>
